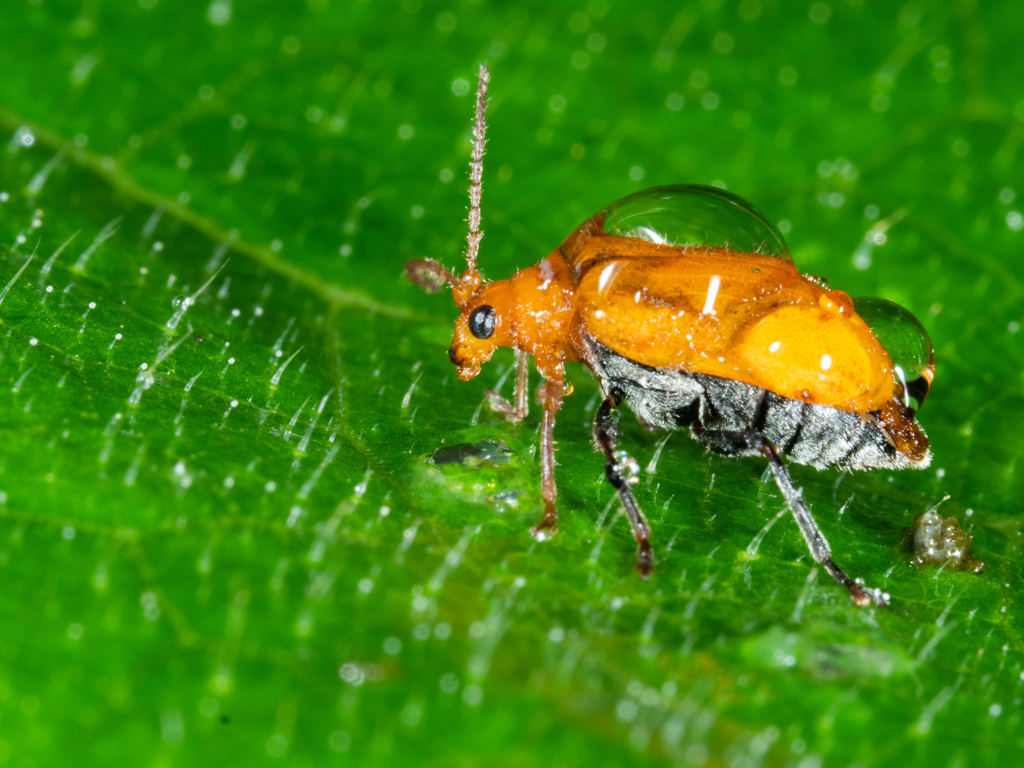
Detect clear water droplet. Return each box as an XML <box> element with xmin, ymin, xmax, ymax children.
<box><xmin>595</xmin><ymin>185</ymin><xmax>791</xmax><ymax>257</ymax></box>
<box><xmin>854</xmin><ymin>296</ymin><xmax>934</xmax><ymax>411</ymax></box>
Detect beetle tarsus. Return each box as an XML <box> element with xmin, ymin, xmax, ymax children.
<box><xmin>636</xmin><ymin>540</ymin><xmax>654</xmax><ymax>579</ymax></box>
<box><xmin>822</xmin><ymin>559</ymin><xmax>888</xmax><ymax>607</ymax></box>
<box><xmin>531</xmin><ymin>500</ymin><xmax>558</xmax><ymax>541</ymax></box>
<box><xmin>485</xmin><ymin>390</ymin><xmax>524</xmax><ymax>422</ymax></box>
<box><xmin>850</xmin><ymin>577</ymin><xmax>889</xmax><ymax>608</ymax></box>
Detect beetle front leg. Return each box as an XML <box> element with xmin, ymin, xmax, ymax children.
<box><xmin>485</xmin><ymin>350</ymin><xmax>530</xmax><ymax>423</ymax></box>
<box><xmin>693</xmin><ymin>427</ymin><xmax>888</xmax><ymax>607</ymax></box>
<box><xmin>530</xmin><ymin>378</ymin><xmax>562</xmax><ymax>541</ymax></box>
<box><xmin>593</xmin><ymin>390</ymin><xmax>654</xmax><ymax>578</ymax></box>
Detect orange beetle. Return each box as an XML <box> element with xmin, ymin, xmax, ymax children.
<box><xmin>408</xmin><ymin>66</ymin><xmax>934</xmax><ymax>607</ymax></box>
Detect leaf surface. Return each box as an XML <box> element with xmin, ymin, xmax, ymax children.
<box><xmin>0</xmin><ymin>2</ymin><xmax>1021</xmax><ymax>766</ymax></box>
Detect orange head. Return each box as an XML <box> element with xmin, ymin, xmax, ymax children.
<box><xmin>448</xmin><ymin>275</ymin><xmax>514</xmax><ymax>380</ymax></box>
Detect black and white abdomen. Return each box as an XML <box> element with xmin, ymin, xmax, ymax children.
<box><xmin>584</xmin><ymin>340</ymin><xmax>930</xmax><ymax>472</ymax></box>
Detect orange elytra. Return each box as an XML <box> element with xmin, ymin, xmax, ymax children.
<box><xmin>407</xmin><ymin>65</ymin><xmax>935</xmax><ymax>607</ymax></box>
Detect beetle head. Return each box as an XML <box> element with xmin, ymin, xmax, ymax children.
<box><xmin>448</xmin><ymin>279</ymin><xmax>512</xmax><ymax>380</ymax></box>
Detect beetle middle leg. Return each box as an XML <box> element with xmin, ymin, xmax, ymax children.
<box><xmin>485</xmin><ymin>350</ymin><xmax>530</xmax><ymax>423</ymax></box>
<box><xmin>693</xmin><ymin>426</ymin><xmax>888</xmax><ymax>607</ymax></box>
<box><xmin>593</xmin><ymin>389</ymin><xmax>654</xmax><ymax>578</ymax></box>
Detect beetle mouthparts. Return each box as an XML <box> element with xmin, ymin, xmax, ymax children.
<box><xmin>448</xmin><ymin>346</ymin><xmax>481</xmax><ymax>380</ymax></box>
<box><xmin>456</xmin><ymin>364</ymin><xmax>481</xmax><ymax>381</ymax></box>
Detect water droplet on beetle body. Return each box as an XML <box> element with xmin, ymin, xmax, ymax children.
<box><xmin>597</xmin><ymin>185</ymin><xmax>791</xmax><ymax>257</ymax></box>
<box><xmin>854</xmin><ymin>296</ymin><xmax>934</xmax><ymax>411</ymax></box>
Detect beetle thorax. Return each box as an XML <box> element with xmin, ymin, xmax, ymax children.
<box><xmin>505</xmin><ymin>256</ymin><xmax>576</xmax><ymax>375</ymax></box>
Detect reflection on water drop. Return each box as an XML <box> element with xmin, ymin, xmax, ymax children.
<box><xmin>414</xmin><ymin>436</ymin><xmax>536</xmax><ymax>514</ymax></box>
<box><xmin>430</xmin><ymin>440</ymin><xmax>512</xmax><ymax>467</ymax></box>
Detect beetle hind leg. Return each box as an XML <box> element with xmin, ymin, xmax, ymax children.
<box><xmin>693</xmin><ymin>426</ymin><xmax>889</xmax><ymax>607</ymax></box>
<box><xmin>594</xmin><ymin>390</ymin><xmax>654</xmax><ymax>578</ymax></box>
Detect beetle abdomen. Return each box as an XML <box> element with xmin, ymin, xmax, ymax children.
<box><xmin>586</xmin><ymin>340</ymin><xmax>930</xmax><ymax>472</ymax></box>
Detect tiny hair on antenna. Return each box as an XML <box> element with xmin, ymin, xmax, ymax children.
<box><xmin>463</xmin><ymin>63</ymin><xmax>489</xmax><ymax>278</ymax></box>
<box><xmin>404</xmin><ymin>64</ymin><xmax>490</xmax><ymax>301</ymax></box>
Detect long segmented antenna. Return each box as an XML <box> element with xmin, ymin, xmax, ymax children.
<box><xmin>464</xmin><ymin>64</ymin><xmax>489</xmax><ymax>276</ymax></box>
<box><xmin>404</xmin><ymin>64</ymin><xmax>489</xmax><ymax>301</ymax></box>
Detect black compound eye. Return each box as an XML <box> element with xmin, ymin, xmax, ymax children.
<box><xmin>468</xmin><ymin>305</ymin><xmax>497</xmax><ymax>340</ymax></box>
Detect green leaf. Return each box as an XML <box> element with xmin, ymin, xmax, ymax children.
<box><xmin>0</xmin><ymin>2</ymin><xmax>1021</xmax><ymax>766</ymax></box>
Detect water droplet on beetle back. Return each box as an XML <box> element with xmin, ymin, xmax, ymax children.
<box><xmin>595</xmin><ymin>185</ymin><xmax>791</xmax><ymax>257</ymax></box>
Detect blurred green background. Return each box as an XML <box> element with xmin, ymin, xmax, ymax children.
<box><xmin>0</xmin><ymin>0</ymin><xmax>1022</xmax><ymax>766</ymax></box>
